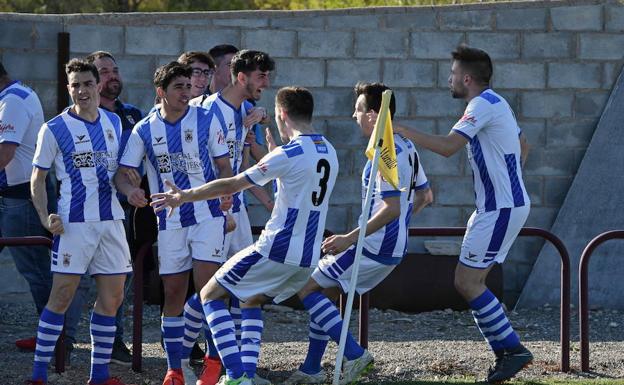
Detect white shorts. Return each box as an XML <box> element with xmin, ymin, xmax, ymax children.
<box><xmin>215</xmin><ymin>245</ymin><xmax>313</xmax><ymax>304</ymax></box>
<box><xmin>312</xmin><ymin>246</ymin><xmax>396</xmax><ymax>295</ymax></box>
<box><xmin>224</xmin><ymin>207</ymin><xmax>254</xmax><ymax>258</ymax></box>
<box><xmin>158</xmin><ymin>216</ymin><xmax>226</xmax><ymax>275</ymax></box>
<box><xmin>459</xmin><ymin>205</ymin><xmax>530</xmax><ymax>269</ymax></box>
<box><xmin>51</xmin><ymin>220</ymin><xmax>132</xmax><ymax>275</ymax></box>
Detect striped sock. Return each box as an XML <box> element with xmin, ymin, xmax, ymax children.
<box><xmin>203</xmin><ymin>318</ymin><xmax>219</xmax><ymax>358</ymax></box>
<box><xmin>161</xmin><ymin>316</ymin><xmax>185</xmax><ymax>369</ymax></box>
<box><xmin>203</xmin><ymin>299</ymin><xmax>244</xmax><ymax>379</ymax></box>
<box><xmin>299</xmin><ymin>320</ymin><xmax>329</xmax><ymax>375</ymax></box>
<box><xmin>32</xmin><ymin>307</ymin><xmax>64</xmax><ymax>382</ymax></box>
<box><xmin>89</xmin><ymin>312</ymin><xmax>116</xmax><ymax>384</ymax></box>
<box><xmin>181</xmin><ymin>294</ymin><xmax>203</xmax><ymax>360</ymax></box>
<box><xmin>241</xmin><ymin>308</ymin><xmax>263</xmax><ymax>379</ymax></box>
<box><xmin>302</xmin><ymin>292</ymin><xmax>364</xmax><ymax>360</ymax></box>
<box><xmin>230</xmin><ymin>297</ymin><xmax>242</xmax><ymax>347</ymax></box>
<box><xmin>470</xmin><ymin>289</ymin><xmax>520</xmax><ymax>353</ymax></box>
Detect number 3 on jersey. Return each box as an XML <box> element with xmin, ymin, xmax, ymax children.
<box><xmin>312</xmin><ymin>158</ymin><xmax>331</xmax><ymax>206</ymax></box>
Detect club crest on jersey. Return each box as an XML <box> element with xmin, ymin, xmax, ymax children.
<box><xmin>184</xmin><ymin>129</ymin><xmax>193</xmax><ymax>143</ymax></box>
<box><xmin>62</xmin><ymin>252</ymin><xmax>71</xmax><ymax>267</ymax></box>
<box><xmin>106</xmin><ymin>129</ymin><xmax>114</xmax><ymax>142</ymax></box>
<box><xmin>126</xmin><ymin>115</ymin><xmax>136</xmax><ymax>125</ymax></box>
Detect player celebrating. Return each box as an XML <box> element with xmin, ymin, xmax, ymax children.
<box><xmin>285</xmin><ymin>82</ymin><xmax>433</xmax><ymax>385</ymax></box>
<box><xmin>151</xmin><ymin>86</ymin><xmax>338</xmax><ymax>385</ymax></box>
<box><xmin>396</xmin><ymin>45</ymin><xmax>532</xmax><ymax>383</ymax></box>
<box><xmin>28</xmin><ymin>59</ymin><xmax>131</xmax><ymax>385</ymax></box>
<box><xmin>114</xmin><ymin>62</ymin><xmax>232</xmax><ymax>385</ymax></box>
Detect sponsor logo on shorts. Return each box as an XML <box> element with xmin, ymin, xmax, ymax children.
<box><xmin>212</xmin><ymin>248</ymin><xmax>222</xmax><ymax>258</ymax></box>
<box><xmin>62</xmin><ymin>252</ymin><xmax>71</xmax><ymax>267</ymax></box>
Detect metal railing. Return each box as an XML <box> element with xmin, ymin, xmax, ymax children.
<box><xmin>578</xmin><ymin>230</ymin><xmax>624</xmax><ymax>372</ymax></box>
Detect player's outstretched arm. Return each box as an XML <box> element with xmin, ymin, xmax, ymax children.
<box><xmin>395</xmin><ymin>123</ymin><xmax>467</xmax><ymax>158</ymax></box>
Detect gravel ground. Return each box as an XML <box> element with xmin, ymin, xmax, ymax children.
<box><xmin>2</xmin><ymin>294</ymin><xmax>623</xmax><ymax>385</ymax></box>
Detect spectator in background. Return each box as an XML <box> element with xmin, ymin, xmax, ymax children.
<box><xmin>177</xmin><ymin>51</ymin><xmax>215</xmax><ymax>99</ymax></box>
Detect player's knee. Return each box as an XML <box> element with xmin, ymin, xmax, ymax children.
<box><xmin>47</xmin><ymin>286</ymin><xmax>75</xmax><ymax>313</ymax></box>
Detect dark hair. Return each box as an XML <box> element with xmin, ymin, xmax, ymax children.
<box><xmin>354</xmin><ymin>82</ymin><xmax>396</xmax><ymax>119</ymax></box>
<box><xmin>153</xmin><ymin>61</ymin><xmax>192</xmax><ymax>90</ymax></box>
<box><xmin>231</xmin><ymin>50</ymin><xmax>275</xmax><ymax>78</ymax></box>
<box><xmin>85</xmin><ymin>50</ymin><xmax>116</xmax><ymax>64</ymax></box>
<box><xmin>0</xmin><ymin>62</ymin><xmax>7</xmax><ymax>77</ymax></box>
<box><xmin>65</xmin><ymin>58</ymin><xmax>99</xmax><ymax>83</ymax></box>
<box><xmin>208</xmin><ymin>44</ymin><xmax>239</xmax><ymax>63</ymax></box>
<box><xmin>276</xmin><ymin>87</ymin><xmax>314</xmax><ymax>123</ymax></box>
<box><xmin>177</xmin><ymin>51</ymin><xmax>215</xmax><ymax>69</ymax></box>
<box><xmin>451</xmin><ymin>44</ymin><xmax>493</xmax><ymax>86</ymax></box>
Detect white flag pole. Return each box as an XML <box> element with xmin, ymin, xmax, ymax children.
<box><xmin>332</xmin><ymin>90</ymin><xmax>392</xmax><ymax>385</ymax></box>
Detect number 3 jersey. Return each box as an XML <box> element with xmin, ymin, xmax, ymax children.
<box><xmin>361</xmin><ymin>134</ymin><xmax>429</xmax><ymax>265</ymax></box>
<box><xmin>244</xmin><ymin>134</ymin><xmax>338</xmax><ymax>268</ymax></box>
<box><xmin>33</xmin><ymin>108</ymin><xmax>124</xmax><ymax>223</ymax></box>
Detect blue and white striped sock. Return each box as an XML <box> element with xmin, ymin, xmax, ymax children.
<box><xmin>230</xmin><ymin>297</ymin><xmax>242</xmax><ymax>347</ymax></box>
<box><xmin>240</xmin><ymin>308</ymin><xmax>263</xmax><ymax>379</ymax></box>
<box><xmin>203</xmin><ymin>319</ymin><xmax>219</xmax><ymax>358</ymax></box>
<box><xmin>470</xmin><ymin>289</ymin><xmax>520</xmax><ymax>353</ymax></box>
<box><xmin>203</xmin><ymin>299</ymin><xmax>244</xmax><ymax>380</ymax></box>
<box><xmin>32</xmin><ymin>307</ymin><xmax>64</xmax><ymax>382</ymax></box>
<box><xmin>299</xmin><ymin>320</ymin><xmax>329</xmax><ymax>375</ymax></box>
<box><xmin>89</xmin><ymin>312</ymin><xmax>116</xmax><ymax>384</ymax></box>
<box><xmin>181</xmin><ymin>294</ymin><xmax>203</xmax><ymax>360</ymax></box>
<box><xmin>162</xmin><ymin>316</ymin><xmax>185</xmax><ymax>369</ymax></box>
<box><xmin>302</xmin><ymin>292</ymin><xmax>364</xmax><ymax>360</ymax></box>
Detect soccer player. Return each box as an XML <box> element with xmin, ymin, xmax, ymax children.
<box><xmin>395</xmin><ymin>45</ymin><xmax>532</xmax><ymax>383</ymax></box>
<box><xmin>115</xmin><ymin>61</ymin><xmax>232</xmax><ymax>385</ymax></box>
<box><xmin>178</xmin><ymin>51</ymin><xmax>215</xmax><ymax>99</ymax></box>
<box><xmin>28</xmin><ymin>59</ymin><xmax>132</xmax><ymax>385</ymax></box>
<box><xmin>150</xmin><ymin>86</ymin><xmax>339</xmax><ymax>385</ymax></box>
<box><xmin>284</xmin><ymin>82</ymin><xmax>433</xmax><ymax>385</ymax></box>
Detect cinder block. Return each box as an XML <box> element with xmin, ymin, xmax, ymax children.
<box><xmin>382</xmin><ymin>11</ymin><xmax>437</xmax><ymax>30</ymax></box>
<box><xmin>523</xmin><ymin>176</ymin><xmax>543</xmax><ymax>206</ymax></box>
<box><xmin>326</xmin><ymin>14</ymin><xmax>381</xmax><ymax>30</ymax></box>
<box><xmin>409</xmin><ymin>206</ymin><xmax>463</xmax><ymax>227</ymax></box>
<box><xmin>272</xmin><ymin>58</ymin><xmax>324</xmax><ymax>87</ymax></box>
<box><xmin>336</xmin><ymin>148</ymin><xmax>354</xmax><ymax>176</ymax></box>
<box><xmin>551</xmin><ymin>5</ymin><xmax>603</xmax><ymax>31</ymax></box>
<box><xmin>544</xmin><ymin>176</ymin><xmax>573</xmax><ymax>207</ymax></box>
<box><xmin>521</xmin><ymin>91</ymin><xmax>573</xmax><ymax>118</ymax></box>
<box><xmin>125</xmin><ymin>84</ymin><xmax>158</xmax><ymax>116</ymax></box>
<box><xmin>0</xmin><ymin>21</ymin><xmax>34</xmax><ymax>49</ymax></box>
<box><xmin>117</xmin><ymin>56</ymin><xmax>157</xmax><ymax>84</ymax></box>
<box><xmin>518</xmin><ymin>119</ymin><xmax>546</xmax><ymax>146</ymax></box>
<box><xmin>324</xmin><ymin>205</ymin><xmax>350</xmax><ymax>233</ymax></box>
<box><xmin>184</xmin><ymin>28</ymin><xmax>240</xmax><ymax>52</ymax></box>
<box><xmin>579</xmin><ymin>34</ymin><xmax>624</xmax><ymax>60</ymax></box>
<box><xmin>392</xmin><ymin>89</ymin><xmax>411</xmax><ymax>118</ymax></box>
<box><xmin>495</xmin><ymin>8</ymin><xmax>547</xmax><ymax>30</ymax></box>
<box><xmin>548</xmin><ymin>63</ymin><xmax>601</xmax><ymax>89</ymax></box>
<box><xmin>495</xmin><ymin>90</ymin><xmax>518</xmax><ymax>111</ymax></box>
<box><xmin>327</xmin><ymin>60</ymin><xmax>380</xmax><ymax>87</ymax></box>
<box><xmin>411</xmin><ymin>89</ymin><xmax>466</xmax><ymax>117</ymax></box>
<box><xmin>603</xmin><ymin>62</ymin><xmax>624</xmax><ymax>90</ymax></box>
<box><xmin>253</xmin><ymin>88</ymin><xmax>277</xmax><ymax>113</ymax></box>
<box><xmin>437</xmin><ymin>117</ymin><xmax>460</xmax><ymax>135</ymax></box>
<box><xmin>467</xmin><ymin>32</ymin><xmax>519</xmax><ymax>59</ymax></box>
<box><xmin>155</xmin><ymin>55</ymin><xmax>181</xmax><ymax>67</ymax></box>
<box><xmin>383</xmin><ymin>60</ymin><xmax>435</xmax><ymax>88</ymax></box>
<box><xmin>416</xmin><ymin>148</ymin><xmax>462</xmax><ymax>177</ymax></box>
<box><xmin>606</xmin><ymin>4</ymin><xmax>624</xmax><ymax>31</ymax></box>
<box><xmin>329</xmin><ymin>176</ymin><xmax>362</xmax><ymax>205</ymax></box>
<box><xmin>524</xmin><ymin>207</ymin><xmax>557</xmax><ymax>230</ymax></box>
<box><xmin>214</xmin><ymin>18</ymin><xmax>269</xmax><ymax>28</ymax></box>
<box><xmin>3</xmin><ymin>52</ymin><xmax>56</xmax><ymax>81</ymax></box>
<box><xmin>28</xmin><ymin>81</ymin><xmax>57</xmax><ymax>120</ymax></box>
<box><xmin>411</xmin><ymin>32</ymin><xmax>464</xmax><ymax>59</ymax></box>
<box><xmin>323</xmin><ymin>119</ymin><xmax>368</xmax><ymax>148</ymax></box>
<box><xmin>432</xmin><ymin>176</ymin><xmax>475</xmax><ymax>206</ymax></box>
<box><xmin>523</xmin><ymin>148</ymin><xmax>576</xmax><ymax>176</ymax></box>
<box><xmin>493</xmin><ymin>63</ymin><xmax>545</xmax><ymax>89</ymax></box>
<box><xmin>126</xmin><ymin>26</ymin><xmax>182</xmax><ymax>55</ymax></box>
<box><xmin>522</xmin><ymin>33</ymin><xmax>572</xmax><ymax>59</ymax></box>
<box><xmin>69</xmin><ymin>24</ymin><xmax>123</xmax><ymax>54</ymax></box>
<box><xmin>506</xmin><ymin>238</ymin><xmax>543</xmax><ymax>266</ymax></box>
<box><xmin>439</xmin><ymin>10</ymin><xmax>493</xmax><ymax>31</ymax></box>
<box><xmin>354</xmin><ymin>31</ymin><xmax>408</xmax><ymax>59</ymax></box>
<box><xmin>270</xmin><ymin>16</ymin><xmax>324</xmax><ymax>30</ymax></box>
<box><xmin>247</xmin><ymin>205</ymin><xmax>271</xmax><ymax>227</ymax></box>
<box><xmin>398</xmin><ymin>119</ymin><xmax>436</xmax><ymax>136</ymax></box>
<box><xmin>241</xmin><ymin>30</ymin><xmax>296</xmax><ymax>57</ymax></box>
<box><xmin>34</xmin><ymin>22</ymin><xmax>63</xmax><ymax>50</ymax></box>
<box><xmin>437</xmin><ymin>60</ymin><xmax>451</xmax><ymax>87</ymax></box>
<box><xmin>574</xmin><ymin>91</ymin><xmax>610</xmax><ymax>118</ymax></box>
<box><xmin>298</xmin><ymin>31</ymin><xmax>352</xmax><ymax>58</ymax></box>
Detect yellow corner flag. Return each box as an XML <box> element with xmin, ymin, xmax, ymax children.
<box><xmin>365</xmin><ymin>90</ymin><xmax>400</xmax><ymax>190</ymax></box>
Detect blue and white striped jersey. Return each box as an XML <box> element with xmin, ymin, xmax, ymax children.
<box><xmin>33</xmin><ymin>108</ymin><xmax>124</xmax><ymax>223</ymax></box>
<box><xmin>244</xmin><ymin>134</ymin><xmax>338</xmax><ymax>268</ymax></box>
<box><xmin>451</xmin><ymin>89</ymin><xmax>530</xmax><ymax>213</ymax></box>
<box><xmin>190</xmin><ymin>93</ymin><xmax>253</xmax><ymax>213</ymax></box>
<box><xmin>119</xmin><ymin>106</ymin><xmax>229</xmax><ymax>230</ymax></box>
<box><xmin>361</xmin><ymin>134</ymin><xmax>429</xmax><ymax>265</ymax></box>
<box><xmin>0</xmin><ymin>81</ymin><xmax>44</xmax><ymax>189</ymax></box>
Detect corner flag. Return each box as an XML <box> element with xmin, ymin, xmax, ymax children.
<box><xmin>365</xmin><ymin>90</ymin><xmax>399</xmax><ymax>190</ymax></box>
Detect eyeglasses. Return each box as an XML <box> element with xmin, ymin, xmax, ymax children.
<box><xmin>191</xmin><ymin>67</ymin><xmax>215</xmax><ymax>78</ymax></box>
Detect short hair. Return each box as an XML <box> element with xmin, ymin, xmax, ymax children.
<box><xmin>208</xmin><ymin>44</ymin><xmax>239</xmax><ymax>63</ymax></box>
<box><xmin>276</xmin><ymin>87</ymin><xmax>314</xmax><ymax>124</ymax></box>
<box><xmin>153</xmin><ymin>61</ymin><xmax>192</xmax><ymax>90</ymax></box>
<box><xmin>354</xmin><ymin>82</ymin><xmax>396</xmax><ymax>120</ymax></box>
<box><xmin>0</xmin><ymin>62</ymin><xmax>7</xmax><ymax>77</ymax></box>
<box><xmin>177</xmin><ymin>51</ymin><xmax>214</xmax><ymax>69</ymax></box>
<box><xmin>85</xmin><ymin>51</ymin><xmax>116</xmax><ymax>64</ymax></box>
<box><xmin>65</xmin><ymin>58</ymin><xmax>99</xmax><ymax>83</ymax></box>
<box><xmin>230</xmin><ymin>50</ymin><xmax>275</xmax><ymax>78</ymax></box>
<box><xmin>451</xmin><ymin>44</ymin><xmax>493</xmax><ymax>86</ymax></box>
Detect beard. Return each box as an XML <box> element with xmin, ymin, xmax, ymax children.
<box><xmin>245</xmin><ymin>82</ymin><xmax>260</xmax><ymax>101</ymax></box>
<box><xmin>102</xmin><ymin>80</ymin><xmax>122</xmax><ymax>100</ymax></box>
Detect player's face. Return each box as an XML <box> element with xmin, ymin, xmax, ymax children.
<box><xmin>93</xmin><ymin>56</ymin><xmax>122</xmax><ymax>100</ymax></box>
<box><xmin>67</xmin><ymin>71</ymin><xmax>100</xmax><ymax>112</ymax></box>
<box><xmin>449</xmin><ymin>60</ymin><xmax>468</xmax><ymax>99</ymax></box>
<box><xmin>244</xmin><ymin>69</ymin><xmax>271</xmax><ymax>102</ymax></box>
<box><xmin>213</xmin><ymin>53</ymin><xmax>235</xmax><ymax>91</ymax></box>
<box><xmin>189</xmin><ymin>61</ymin><xmax>213</xmax><ymax>98</ymax></box>
<box><xmin>353</xmin><ymin>94</ymin><xmax>374</xmax><ymax>137</ymax></box>
<box><xmin>162</xmin><ymin>75</ymin><xmax>191</xmax><ymax>112</ymax></box>
<box><xmin>274</xmin><ymin>104</ymin><xmax>289</xmax><ymax>143</ymax></box>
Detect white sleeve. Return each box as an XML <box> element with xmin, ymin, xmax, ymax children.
<box><xmin>243</xmin><ymin>148</ymin><xmax>291</xmax><ymax>186</ymax></box>
<box><xmin>208</xmin><ymin>115</ymin><xmax>229</xmax><ymax>159</ymax></box>
<box><xmin>451</xmin><ymin>99</ymin><xmax>492</xmax><ymax>140</ymax></box>
<box><xmin>32</xmin><ymin>125</ymin><xmax>58</xmax><ymax>170</ymax></box>
<box><xmin>118</xmin><ymin>128</ymin><xmax>146</xmax><ymax>169</ymax></box>
<box><xmin>0</xmin><ymin>97</ymin><xmax>29</xmax><ymax>145</ymax></box>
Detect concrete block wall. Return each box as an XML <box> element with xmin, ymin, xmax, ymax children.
<box><xmin>1</xmin><ymin>0</ymin><xmax>623</xmax><ymax>304</ymax></box>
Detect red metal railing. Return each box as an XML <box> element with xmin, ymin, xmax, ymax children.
<box><xmin>0</xmin><ymin>236</ymin><xmax>67</xmax><ymax>373</ymax></box>
<box><xmin>578</xmin><ymin>230</ymin><xmax>624</xmax><ymax>372</ymax></box>
<box><xmin>131</xmin><ymin>242</ymin><xmax>153</xmax><ymax>372</ymax></box>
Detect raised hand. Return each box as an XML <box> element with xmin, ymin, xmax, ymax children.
<box><xmin>244</xmin><ymin>107</ymin><xmax>267</xmax><ymax>128</ymax></box>
<box><xmin>150</xmin><ymin>179</ymin><xmax>185</xmax><ymax>218</ymax></box>
<box><xmin>265</xmin><ymin>127</ymin><xmax>277</xmax><ymax>152</ymax></box>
